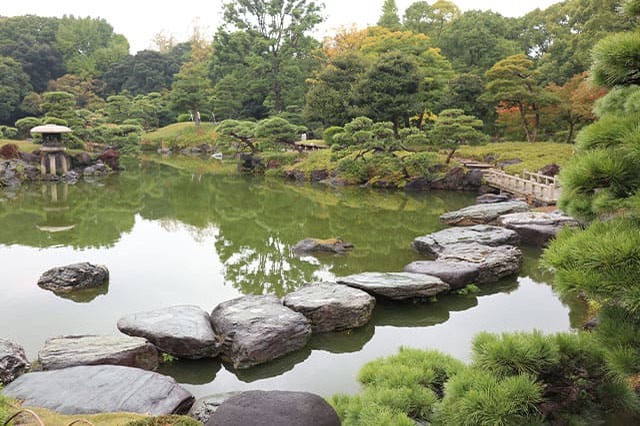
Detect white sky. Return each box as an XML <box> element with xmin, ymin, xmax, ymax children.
<box><xmin>2</xmin><ymin>0</ymin><xmax>561</xmax><ymax>53</ymax></box>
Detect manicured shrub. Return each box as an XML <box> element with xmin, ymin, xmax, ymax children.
<box><xmin>14</xmin><ymin>117</ymin><xmax>42</xmax><ymax>138</ymax></box>
<box><xmin>403</xmin><ymin>152</ymin><xmax>438</xmax><ymax>178</ymax></box>
<box><xmin>323</xmin><ymin>126</ymin><xmax>344</xmax><ymax>145</ymax></box>
<box><xmin>254</xmin><ymin>117</ymin><xmax>297</xmax><ymax>145</ymax></box>
<box><xmin>1</xmin><ymin>127</ymin><xmax>18</xmax><ymax>140</ymax></box>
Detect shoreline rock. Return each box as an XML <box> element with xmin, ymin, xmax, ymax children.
<box><xmin>0</xmin><ymin>339</ymin><xmax>30</xmax><ymax>385</ymax></box>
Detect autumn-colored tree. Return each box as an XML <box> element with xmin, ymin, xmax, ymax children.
<box><xmin>482</xmin><ymin>54</ymin><xmax>555</xmax><ymax>142</ymax></box>
<box><xmin>542</xmin><ymin>71</ymin><xmax>608</xmax><ymax>143</ymax></box>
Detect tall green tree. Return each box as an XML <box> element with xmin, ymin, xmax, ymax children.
<box><xmin>482</xmin><ymin>54</ymin><xmax>554</xmax><ymax>142</ymax></box>
<box><xmin>102</xmin><ymin>50</ymin><xmax>182</xmax><ymax>96</ymax></box>
<box><xmin>403</xmin><ymin>1</ymin><xmax>433</xmax><ymax>35</ymax></box>
<box><xmin>55</xmin><ymin>16</ymin><xmax>129</xmax><ymax>77</ymax></box>
<box><xmin>378</xmin><ymin>0</ymin><xmax>401</xmax><ymax>30</ymax></box>
<box><xmin>214</xmin><ymin>0</ymin><xmax>324</xmax><ymax>115</ymax></box>
<box><xmin>0</xmin><ymin>56</ymin><xmax>31</xmax><ymax>124</ymax></box>
<box><xmin>169</xmin><ymin>47</ymin><xmax>212</xmax><ymax>127</ymax></box>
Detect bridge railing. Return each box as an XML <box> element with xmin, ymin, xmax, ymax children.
<box><xmin>522</xmin><ymin>169</ymin><xmax>557</xmax><ymax>186</ymax></box>
<box><xmin>484</xmin><ymin>169</ymin><xmax>560</xmax><ymax>203</ymax></box>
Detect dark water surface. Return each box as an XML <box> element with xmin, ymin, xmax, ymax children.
<box><xmin>0</xmin><ymin>162</ymin><xmax>583</xmax><ymax>398</ymax></box>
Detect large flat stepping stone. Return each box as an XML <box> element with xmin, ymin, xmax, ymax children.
<box><xmin>438</xmin><ymin>243</ymin><xmax>522</xmax><ymax>284</ymax></box>
<box><xmin>37</xmin><ymin>262</ymin><xmax>109</xmax><ymax>293</ymax></box>
<box><xmin>336</xmin><ymin>272</ymin><xmax>450</xmax><ymax>300</ymax></box>
<box><xmin>497</xmin><ymin>211</ymin><xmax>580</xmax><ymax>246</ymax></box>
<box><xmin>440</xmin><ymin>201</ymin><xmax>530</xmax><ymax>226</ymax></box>
<box><xmin>38</xmin><ymin>335</ymin><xmax>159</xmax><ymax>371</ymax></box>
<box><xmin>1</xmin><ymin>365</ymin><xmax>194</xmax><ymax>415</ymax></box>
<box><xmin>283</xmin><ymin>282</ymin><xmax>375</xmax><ymax>332</ymax></box>
<box><xmin>210</xmin><ymin>295</ymin><xmax>311</xmax><ymax>369</ymax></box>
<box><xmin>0</xmin><ymin>339</ymin><xmax>29</xmax><ymax>385</ymax></box>
<box><xmin>118</xmin><ymin>305</ymin><xmax>221</xmax><ymax>359</ymax></box>
<box><xmin>403</xmin><ymin>260</ymin><xmax>480</xmax><ymax>290</ymax></box>
<box><xmin>412</xmin><ymin>225</ymin><xmax>519</xmax><ymax>257</ymax></box>
<box><xmin>206</xmin><ymin>390</ymin><xmax>340</xmax><ymax>426</ymax></box>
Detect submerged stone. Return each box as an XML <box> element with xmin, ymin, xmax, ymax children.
<box><xmin>292</xmin><ymin>238</ymin><xmax>354</xmax><ymax>254</ymax></box>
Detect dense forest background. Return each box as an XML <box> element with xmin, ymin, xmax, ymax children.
<box><xmin>0</xmin><ymin>0</ymin><xmax>634</xmax><ymax>145</ymax></box>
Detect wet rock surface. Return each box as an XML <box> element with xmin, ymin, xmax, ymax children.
<box><xmin>0</xmin><ymin>339</ymin><xmax>30</xmax><ymax>385</ymax></box>
<box><xmin>292</xmin><ymin>238</ymin><xmax>354</xmax><ymax>254</ymax></box>
<box><xmin>337</xmin><ymin>272</ymin><xmax>450</xmax><ymax>300</ymax></box>
<box><xmin>118</xmin><ymin>305</ymin><xmax>221</xmax><ymax>359</ymax></box>
<box><xmin>206</xmin><ymin>390</ymin><xmax>340</xmax><ymax>426</ymax></box>
<box><xmin>38</xmin><ymin>335</ymin><xmax>159</xmax><ymax>371</ymax></box>
<box><xmin>440</xmin><ymin>201</ymin><xmax>530</xmax><ymax>226</ymax></box>
<box><xmin>437</xmin><ymin>243</ymin><xmax>522</xmax><ymax>284</ymax></box>
<box><xmin>210</xmin><ymin>295</ymin><xmax>311</xmax><ymax>369</ymax></box>
<box><xmin>497</xmin><ymin>211</ymin><xmax>580</xmax><ymax>246</ymax></box>
<box><xmin>403</xmin><ymin>260</ymin><xmax>480</xmax><ymax>290</ymax></box>
<box><xmin>2</xmin><ymin>365</ymin><xmax>194</xmax><ymax>415</ymax></box>
<box><xmin>412</xmin><ymin>225</ymin><xmax>519</xmax><ymax>257</ymax></box>
<box><xmin>37</xmin><ymin>262</ymin><xmax>109</xmax><ymax>293</ymax></box>
<box><xmin>283</xmin><ymin>282</ymin><xmax>375</xmax><ymax>332</ymax></box>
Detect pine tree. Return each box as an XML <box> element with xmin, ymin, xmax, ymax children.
<box><xmin>378</xmin><ymin>0</ymin><xmax>401</xmax><ymax>30</ymax></box>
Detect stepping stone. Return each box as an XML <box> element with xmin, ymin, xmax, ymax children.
<box><xmin>0</xmin><ymin>339</ymin><xmax>29</xmax><ymax>385</ymax></box>
<box><xmin>210</xmin><ymin>295</ymin><xmax>311</xmax><ymax>369</ymax></box>
<box><xmin>438</xmin><ymin>243</ymin><xmax>522</xmax><ymax>284</ymax></box>
<box><xmin>283</xmin><ymin>282</ymin><xmax>375</xmax><ymax>332</ymax></box>
<box><xmin>440</xmin><ymin>201</ymin><xmax>530</xmax><ymax>226</ymax></box>
<box><xmin>206</xmin><ymin>390</ymin><xmax>340</xmax><ymax>426</ymax></box>
<box><xmin>118</xmin><ymin>305</ymin><xmax>221</xmax><ymax>359</ymax></box>
<box><xmin>38</xmin><ymin>335</ymin><xmax>159</xmax><ymax>371</ymax></box>
<box><xmin>2</xmin><ymin>365</ymin><xmax>194</xmax><ymax>415</ymax></box>
<box><xmin>336</xmin><ymin>272</ymin><xmax>450</xmax><ymax>300</ymax></box>
<box><xmin>404</xmin><ymin>260</ymin><xmax>480</xmax><ymax>290</ymax></box>
<box><xmin>412</xmin><ymin>225</ymin><xmax>519</xmax><ymax>257</ymax></box>
<box><xmin>497</xmin><ymin>211</ymin><xmax>580</xmax><ymax>246</ymax></box>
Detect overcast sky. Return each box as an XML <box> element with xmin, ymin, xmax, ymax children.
<box><xmin>3</xmin><ymin>0</ymin><xmax>561</xmax><ymax>53</ymax></box>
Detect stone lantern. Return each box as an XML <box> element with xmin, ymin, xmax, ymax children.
<box><xmin>30</xmin><ymin>124</ymin><xmax>72</xmax><ymax>176</ymax></box>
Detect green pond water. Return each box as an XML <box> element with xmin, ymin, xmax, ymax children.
<box><xmin>0</xmin><ymin>161</ymin><xmax>587</xmax><ymax>398</ymax></box>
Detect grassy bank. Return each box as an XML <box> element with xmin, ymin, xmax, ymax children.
<box><xmin>141</xmin><ymin>123</ymin><xmax>218</xmax><ymax>151</ymax></box>
<box><xmin>457</xmin><ymin>141</ymin><xmax>575</xmax><ymax>175</ymax></box>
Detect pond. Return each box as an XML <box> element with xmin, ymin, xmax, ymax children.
<box><xmin>0</xmin><ymin>161</ymin><xmax>586</xmax><ymax>398</ymax></box>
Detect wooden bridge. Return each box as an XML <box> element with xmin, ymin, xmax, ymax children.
<box><xmin>482</xmin><ymin>169</ymin><xmax>561</xmax><ymax>205</ymax></box>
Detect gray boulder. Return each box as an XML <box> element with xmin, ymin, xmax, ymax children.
<box><xmin>283</xmin><ymin>282</ymin><xmax>375</xmax><ymax>332</ymax></box>
<box><xmin>1</xmin><ymin>365</ymin><xmax>194</xmax><ymax>415</ymax></box>
<box><xmin>497</xmin><ymin>211</ymin><xmax>580</xmax><ymax>246</ymax></box>
<box><xmin>337</xmin><ymin>272</ymin><xmax>450</xmax><ymax>300</ymax></box>
<box><xmin>38</xmin><ymin>335</ymin><xmax>160</xmax><ymax>371</ymax></box>
<box><xmin>118</xmin><ymin>305</ymin><xmax>221</xmax><ymax>359</ymax></box>
<box><xmin>0</xmin><ymin>339</ymin><xmax>30</xmax><ymax>385</ymax></box>
<box><xmin>403</xmin><ymin>261</ymin><xmax>480</xmax><ymax>290</ymax></box>
<box><xmin>210</xmin><ymin>295</ymin><xmax>311</xmax><ymax>369</ymax></box>
<box><xmin>476</xmin><ymin>193</ymin><xmax>511</xmax><ymax>204</ymax></box>
<box><xmin>37</xmin><ymin>262</ymin><xmax>109</xmax><ymax>293</ymax></box>
<box><xmin>440</xmin><ymin>201</ymin><xmax>530</xmax><ymax>226</ymax></box>
<box><xmin>206</xmin><ymin>390</ymin><xmax>340</xmax><ymax>426</ymax></box>
<box><xmin>412</xmin><ymin>225</ymin><xmax>519</xmax><ymax>257</ymax></box>
<box><xmin>292</xmin><ymin>238</ymin><xmax>353</xmax><ymax>254</ymax></box>
<box><xmin>189</xmin><ymin>392</ymin><xmax>242</xmax><ymax>424</ymax></box>
<box><xmin>438</xmin><ymin>243</ymin><xmax>522</xmax><ymax>284</ymax></box>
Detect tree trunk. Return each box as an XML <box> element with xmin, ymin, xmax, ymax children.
<box><xmin>446</xmin><ymin>147</ymin><xmax>456</xmax><ymax>164</ymax></box>
<box><xmin>518</xmin><ymin>104</ymin><xmax>532</xmax><ymax>143</ymax></box>
<box><xmin>566</xmin><ymin>121</ymin><xmax>575</xmax><ymax>144</ymax></box>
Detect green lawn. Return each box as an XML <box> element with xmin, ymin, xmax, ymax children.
<box><xmin>141</xmin><ymin>122</ymin><xmax>218</xmax><ymax>150</ymax></box>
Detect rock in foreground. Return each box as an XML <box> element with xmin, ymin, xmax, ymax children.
<box><xmin>283</xmin><ymin>282</ymin><xmax>375</xmax><ymax>332</ymax></box>
<box><xmin>497</xmin><ymin>211</ymin><xmax>580</xmax><ymax>246</ymax></box>
<box><xmin>0</xmin><ymin>339</ymin><xmax>30</xmax><ymax>384</ymax></box>
<box><xmin>189</xmin><ymin>392</ymin><xmax>242</xmax><ymax>424</ymax></box>
<box><xmin>210</xmin><ymin>295</ymin><xmax>311</xmax><ymax>369</ymax></box>
<box><xmin>206</xmin><ymin>390</ymin><xmax>340</xmax><ymax>426</ymax></box>
<box><xmin>292</xmin><ymin>238</ymin><xmax>353</xmax><ymax>254</ymax></box>
<box><xmin>337</xmin><ymin>272</ymin><xmax>450</xmax><ymax>300</ymax></box>
<box><xmin>38</xmin><ymin>335</ymin><xmax>159</xmax><ymax>371</ymax></box>
<box><xmin>2</xmin><ymin>365</ymin><xmax>194</xmax><ymax>415</ymax></box>
<box><xmin>412</xmin><ymin>225</ymin><xmax>519</xmax><ymax>257</ymax></box>
<box><xmin>118</xmin><ymin>305</ymin><xmax>221</xmax><ymax>359</ymax></box>
<box><xmin>37</xmin><ymin>262</ymin><xmax>109</xmax><ymax>293</ymax></box>
<box><xmin>440</xmin><ymin>201</ymin><xmax>530</xmax><ymax>226</ymax></box>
